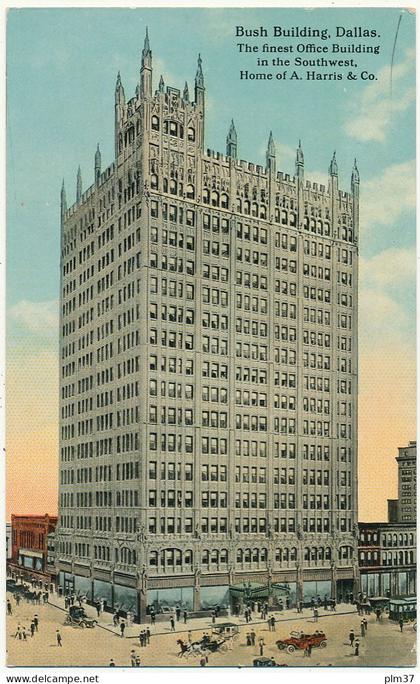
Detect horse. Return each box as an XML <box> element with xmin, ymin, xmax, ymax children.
<box><xmin>176</xmin><ymin>638</ymin><xmax>203</xmax><ymax>657</ymax></box>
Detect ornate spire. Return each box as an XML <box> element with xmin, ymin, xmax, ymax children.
<box><xmin>183</xmin><ymin>81</ymin><xmax>190</xmax><ymax>102</ymax></box>
<box><xmin>329</xmin><ymin>151</ymin><xmax>338</xmax><ymax>177</ymax></box>
<box><xmin>295</xmin><ymin>139</ymin><xmax>304</xmax><ymax>179</ymax></box>
<box><xmin>159</xmin><ymin>75</ymin><xmax>165</xmax><ymax>93</ymax></box>
<box><xmin>115</xmin><ymin>71</ymin><xmax>125</xmax><ymax>104</ymax></box>
<box><xmin>140</xmin><ymin>28</ymin><xmax>152</xmax><ymax>97</ymax></box>
<box><xmin>95</xmin><ymin>144</ymin><xmax>101</xmax><ymax>183</ymax></box>
<box><xmin>76</xmin><ymin>166</ymin><xmax>82</xmax><ymax>203</ymax></box>
<box><xmin>226</xmin><ymin>119</ymin><xmax>237</xmax><ymax>159</ymax></box>
<box><xmin>61</xmin><ymin>179</ymin><xmax>67</xmax><ymax>218</ymax></box>
<box><xmin>266</xmin><ymin>131</ymin><xmax>276</xmax><ymax>173</ymax></box>
<box><xmin>142</xmin><ymin>26</ymin><xmax>151</xmax><ymax>63</ymax></box>
<box><xmin>351</xmin><ymin>158</ymin><xmax>360</xmax><ymax>185</ymax></box>
<box><xmin>195</xmin><ymin>53</ymin><xmax>204</xmax><ymax>89</ymax></box>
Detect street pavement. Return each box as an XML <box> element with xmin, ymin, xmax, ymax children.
<box><xmin>6</xmin><ymin>591</ymin><xmax>416</xmax><ymax>668</ymax></box>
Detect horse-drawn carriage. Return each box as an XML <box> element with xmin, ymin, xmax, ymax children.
<box><xmin>64</xmin><ymin>605</ymin><xmax>97</xmax><ymax>628</ymax></box>
<box><xmin>177</xmin><ymin>623</ymin><xmax>240</xmax><ymax>657</ymax></box>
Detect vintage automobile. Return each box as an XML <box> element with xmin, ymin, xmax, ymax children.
<box><xmin>253</xmin><ymin>657</ymin><xmax>288</xmax><ymax>667</ymax></box>
<box><xmin>64</xmin><ymin>605</ymin><xmax>97</xmax><ymax>628</ymax></box>
<box><xmin>276</xmin><ymin>630</ymin><xmax>327</xmax><ymax>653</ymax></box>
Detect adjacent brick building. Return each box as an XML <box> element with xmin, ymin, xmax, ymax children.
<box><xmin>9</xmin><ymin>514</ymin><xmax>58</xmax><ymax>584</ymax></box>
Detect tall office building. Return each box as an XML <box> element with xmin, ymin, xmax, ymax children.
<box><xmin>388</xmin><ymin>440</ymin><xmax>416</xmax><ymax>524</ymax></box>
<box><xmin>55</xmin><ymin>33</ymin><xmax>359</xmax><ymax>620</ymax></box>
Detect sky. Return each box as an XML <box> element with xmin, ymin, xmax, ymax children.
<box><xmin>6</xmin><ymin>6</ymin><xmax>416</xmax><ymax>521</ymax></box>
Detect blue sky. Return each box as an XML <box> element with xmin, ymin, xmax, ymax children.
<box><xmin>6</xmin><ymin>7</ymin><xmax>416</xmax><ymax>520</ymax></box>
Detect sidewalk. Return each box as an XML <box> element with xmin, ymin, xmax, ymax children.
<box><xmin>47</xmin><ymin>594</ymin><xmax>358</xmax><ymax>640</ymax></box>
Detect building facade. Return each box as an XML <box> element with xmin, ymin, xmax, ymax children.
<box><xmin>54</xmin><ymin>33</ymin><xmax>359</xmax><ymax>620</ymax></box>
<box><xmin>9</xmin><ymin>514</ymin><xmax>58</xmax><ymax>584</ymax></box>
<box><xmin>358</xmin><ymin>522</ymin><xmax>416</xmax><ymax>598</ymax></box>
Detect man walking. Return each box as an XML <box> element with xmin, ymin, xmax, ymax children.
<box><xmin>56</xmin><ymin>629</ymin><xmax>62</xmax><ymax>647</ymax></box>
<box><xmin>259</xmin><ymin>637</ymin><xmax>265</xmax><ymax>656</ymax></box>
<box><xmin>360</xmin><ymin>621</ymin><xmax>365</xmax><ymax>637</ymax></box>
<box><xmin>146</xmin><ymin>627</ymin><xmax>151</xmax><ymax>644</ymax></box>
<box><xmin>120</xmin><ymin>620</ymin><xmax>126</xmax><ymax>638</ymax></box>
<box><xmin>313</xmin><ymin>607</ymin><xmax>319</xmax><ymax>622</ymax></box>
<box><xmin>183</xmin><ymin>610</ymin><xmax>187</xmax><ymax>624</ymax></box>
<box><xmin>170</xmin><ymin>616</ymin><xmax>175</xmax><ymax>632</ymax></box>
<box><xmin>354</xmin><ymin>639</ymin><xmax>360</xmax><ymax>656</ymax></box>
<box><xmin>349</xmin><ymin>629</ymin><xmax>355</xmax><ymax>647</ymax></box>
<box><xmin>399</xmin><ymin>617</ymin><xmax>404</xmax><ymax>633</ymax></box>
<box><xmin>130</xmin><ymin>649</ymin><xmax>136</xmax><ymax>666</ymax></box>
<box><xmin>7</xmin><ymin>600</ymin><xmax>12</xmax><ymax>615</ymax></box>
<box><xmin>250</xmin><ymin>629</ymin><xmax>256</xmax><ymax>646</ymax></box>
<box><xmin>33</xmin><ymin>614</ymin><xmax>39</xmax><ymax>632</ymax></box>
<box><xmin>363</xmin><ymin>618</ymin><xmax>368</xmax><ymax>633</ymax></box>
<box><xmin>271</xmin><ymin>615</ymin><xmax>276</xmax><ymax>632</ymax></box>
<box><xmin>30</xmin><ymin>621</ymin><xmax>35</xmax><ymax>637</ymax></box>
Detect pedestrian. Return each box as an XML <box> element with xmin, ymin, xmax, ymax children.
<box><xmin>96</xmin><ymin>602</ymin><xmax>101</xmax><ymax>618</ymax></box>
<box><xmin>250</xmin><ymin>629</ymin><xmax>256</xmax><ymax>646</ymax></box>
<box><xmin>130</xmin><ymin>650</ymin><xmax>136</xmax><ymax>666</ymax></box>
<box><xmin>376</xmin><ymin>608</ymin><xmax>381</xmax><ymax>622</ymax></box>
<box><xmin>271</xmin><ymin>615</ymin><xmax>276</xmax><ymax>631</ymax></box>
<box><xmin>109</xmin><ymin>659</ymin><xmax>115</xmax><ymax>667</ymax></box>
<box><xmin>349</xmin><ymin>629</ymin><xmax>355</xmax><ymax>647</ymax></box>
<box><xmin>211</xmin><ymin>610</ymin><xmax>216</xmax><ymax>624</ymax></box>
<box><xmin>267</xmin><ymin>617</ymin><xmax>272</xmax><ymax>632</ymax></box>
<box><xmin>64</xmin><ymin>597</ymin><xmax>68</xmax><ymax>609</ymax></box>
<box><xmin>286</xmin><ymin>597</ymin><xmax>290</xmax><ymax>610</ymax></box>
<box><xmin>113</xmin><ymin>612</ymin><xmax>119</xmax><ymax>627</ymax></box>
<box><xmin>176</xmin><ymin>606</ymin><xmax>181</xmax><ymax>622</ymax></box>
<box><xmin>331</xmin><ymin>599</ymin><xmax>336</xmax><ymax>612</ymax></box>
<box><xmin>323</xmin><ymin>596</ymin><xmax>328</xmax><ymax>611</ymax></box>
<box><xmin>34</xmin><ymin>614</ymin><xmax>39</xmax><ymax>631</ymax></box>
<box><xmin>56</xmin><ymin>630</ymin><xmax>62</xmax><ymax>647</ymax></box>
<box><xmin>135</xmin><ymin>656</ymin><xmax>141</xmax><ymax>667</ymax></box>
<box><xmin>360</xmin><ymin>621</ymin><xmax>365</xmax><ymax>637</ymax></box>
<box><xmin>170</xmin><ymin>616</ymin><xmax>175</xmax><ymax>632</ymax></box>
<box><xmin>30</xmin><ymin>621</ymin><xmax>35</xmax><ymax>637</ymax></box>
<box><xmin>310</xmin><ymin>597</ymin><xmax>315</xmax><ymax>610</ymax></box>
<box><xmin>43</xmin><ymin>592</ymin><xmax>49</xmax><ymax>604</ymax></box>
<box><xmin>146</xmin><ymin>627</ymin><xmax>150</xmax><ymax>644</ymax></box>
<box><xmin>16</xmin><ymin>594</ymin><xmax>21</xmax><ymax>606</ymax></box>
<box><xmin>363</xmin><ymin>618</ymin><xmax>368</xmax><ymax>633</ymax></box>
<box><xmin>14</xmin><ymin>626</ymin><xmax>21</xmax><ymax>640</ymax></box>
<box><xmin>246</xmin><ymin>633</ymin><xmax>251</xmax><ymax>646</ymax></box>
<box><xmin>7</xmin><ymin>600</ymin><xmax>12</xmax><ymax>615</ymax></box>
<box><xmin>120</xmin><ymin>620</ymin><xmax>126</xmax><ymax>638</ymax></box>
<box><xmin>183</xmin><ymin>610</ymin><xmax>187</xmax><ymax>624</ymax></box>
<box><xmin>138</xmin><ymin>631</ymin><xmax>143</xmax><ymax>647</ymax></box>
<box><xmin>22</xmin><ymin>628</ymin><xmax>27</xmax><ymax>642</ymax></box>
<box><xmin>259</xmin><ymin>637</ymin><xmax>265</xmax><ymax>656</ymax></box>
<box><xmin>354</xmin><ymin>639</ymin><xmax>360</xmax><ymax>656</ymax></box>
<box><xmin>151</xmin><ymin>611</ymin><xmax>156</xmax><ymax>627</ymax></box>
<box><xmin>399</xmin><ymin>617</ymin><xmax>404</xmax><ymax>633</ymax></box>
<box><xmin>313</xmin><ymin>608</ymin><xmax>319</xmax><ymax>622</ymax></box>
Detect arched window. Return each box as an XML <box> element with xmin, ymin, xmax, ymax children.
<box><xmin>221</xmin><ymin>193</ymin><xmax>229</xmax><ymax>209</ymax></box>
<box><xmin>169</xmin><ymin>179</ymin><xmax>177</xmax><ymax>195</ymax></box>
<box><xmin>275</xmin><ymin>548</ymin><xmax>282</xmax><ymax>563</ymax></box>
<box><xmin>187</xmin><ymin>127</ymin><xmax>195</xmax><ymax>142</ymax></box>
<box><xmin>261</xmin><ymin>548</ymin><xmax>267</xmax><ymax>563</ymax></box>
<box><xmin>220</xmin><ymin>548</ymin><xmax>228</xmax><ymax>564</ymax></box>
<box><xmin>185</xmin><ymin>549</ymin><xmax>193</xmax><ymax>566</ymax></box>
<box><xmin>186</xmin><ymin>184</ymin><xmax>195</xmax><ymax>199</ymax></box>
<box><xmin>325</xmin><ymin>547</ymin><xmax>332</xmax><ymax>561</ymax></box>
<box><xmin>275</xmin><ymin>208</ymin><xmax>280</xmax><ymax>223</ymax></box>
<box><xmin>211</xmin><ymin>191</ymin><xmax>219</xmax><ymax>207</ymax></box>
<box><xmin>252</xmin><ymin>202</ymin><xmax>258</xmax><ymax>217</ymax></box>
<box><xmin>237</xmin><ymin>548</ymin><xmax>243</xmax><ymax>563</ymax></box>
<box><xmin>149</xmin><ymin>550</ymin><xmax>158</xmax><ymax>567</ymax></box>
<box><xmin>260</xmin><ymin>205</ymin><xmax>267</xmax><ymax>219</ymax></box>
<box><xmin>290</xmin><ymin>547</ymin><xmax>297</xmax><ymax>561</ymax></box>
<box><xmin>203</xmin><ymin>189</ymin><xmax>210</xmax><ymax>204</ymax></box>
<box><xmin>304</xmin><ymin>547</ymin><xmax>310</xmax><ymax>562</ymax></box>
<box><xmin>202</xmin><ymin>549</ymin><xmax>209</xmax><ymax>565</ymax></box>
<box><xmin>236</xmin><ymin>198</ymin><xmax>242</xmax><ymax>212</ymax></box>
<box><xmin>244</xmin><ymin>548</ymin><xmax>251</xmax><ymax>563</ymax></box>
<box><xmin>283</xmin><ymin>548</ymin><xmax>289</xmax><ymax>562</ymax></box>
<box><xmin>252</xmin><ymin>548</ymin><xmax>259</xmax><ymax>563</ymax></box>
<box><xmin>151</xmin><ymin>115</ymin><xmax>159</xmax><ymax>131</ymax></box>
<box><xmin>311</xmin><ymin>547</ymin><xmax>317</xmax><ymax>562</ymax></box>
<box><xmin>151</xmin><ymin>174</ymin><xmax>158</xmax><ymax>190</ymax></box>
<box><xmin>210</xmin><ymin>549</ymin><xmax>219</xmax><ymax>565</ymax></box>
<box><xmin>244</xmin><ymin>200</ymin><xmax>250</xmax><ymax>215</ymax></box>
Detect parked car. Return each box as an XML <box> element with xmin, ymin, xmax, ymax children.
<box><xmin>277</xmin><ymin>630</ymin><xmax>327</xmax><ymax>653</ymax></box>
<box><xmin>253</xmin><ymin>657</ymin><xmax>288</xmax><ymax>667</ymax></box>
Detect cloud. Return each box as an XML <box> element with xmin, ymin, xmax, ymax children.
<box><xmin>9</xmin><ymin>299</ymin><xmax>59</xmax><ymax>340</ymax></box>
<box><xmin>360</xmin><ymin>247</ymin><xmax>416</xmax><ymax>288</ymax></box>
<box><xmin>343</xmin><ymin>48</ymin><xmax>415</xmax><ymax>142</ymax></box>
<box><xmin>360</xmin><ymin>159</ymin><xmax>415</xmax><ymax>229</ymax></box>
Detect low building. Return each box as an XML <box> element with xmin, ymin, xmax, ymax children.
<box><xmin>358</xmin><ymin>521</ymin><xmax>416</xmax><ymax>597</ymax></box>
<box><xmin>9</xmin><ymin>514</ymin><xmax>58</xmax><ymax>585</ymax></box>
<box><xmin>6</xmin><ymin>523</ymin><xmax>12</xmax><ymax>560</ymax></box>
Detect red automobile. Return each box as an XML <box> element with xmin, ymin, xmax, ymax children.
<box><xmin>276</xmin><ymin>630</ymin><xmax>327</xmax><ymax>653</ymax></box>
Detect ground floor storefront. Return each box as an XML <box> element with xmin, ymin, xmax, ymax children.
<box><xmin>360</xmin><ymin>568</ymin><xmax>416</xmax><ymax>598</ymax></box>
<box><xmin>56</xmin><ymin>565</ymin><xmax>358</xmax><ymax>623</ymax></box>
